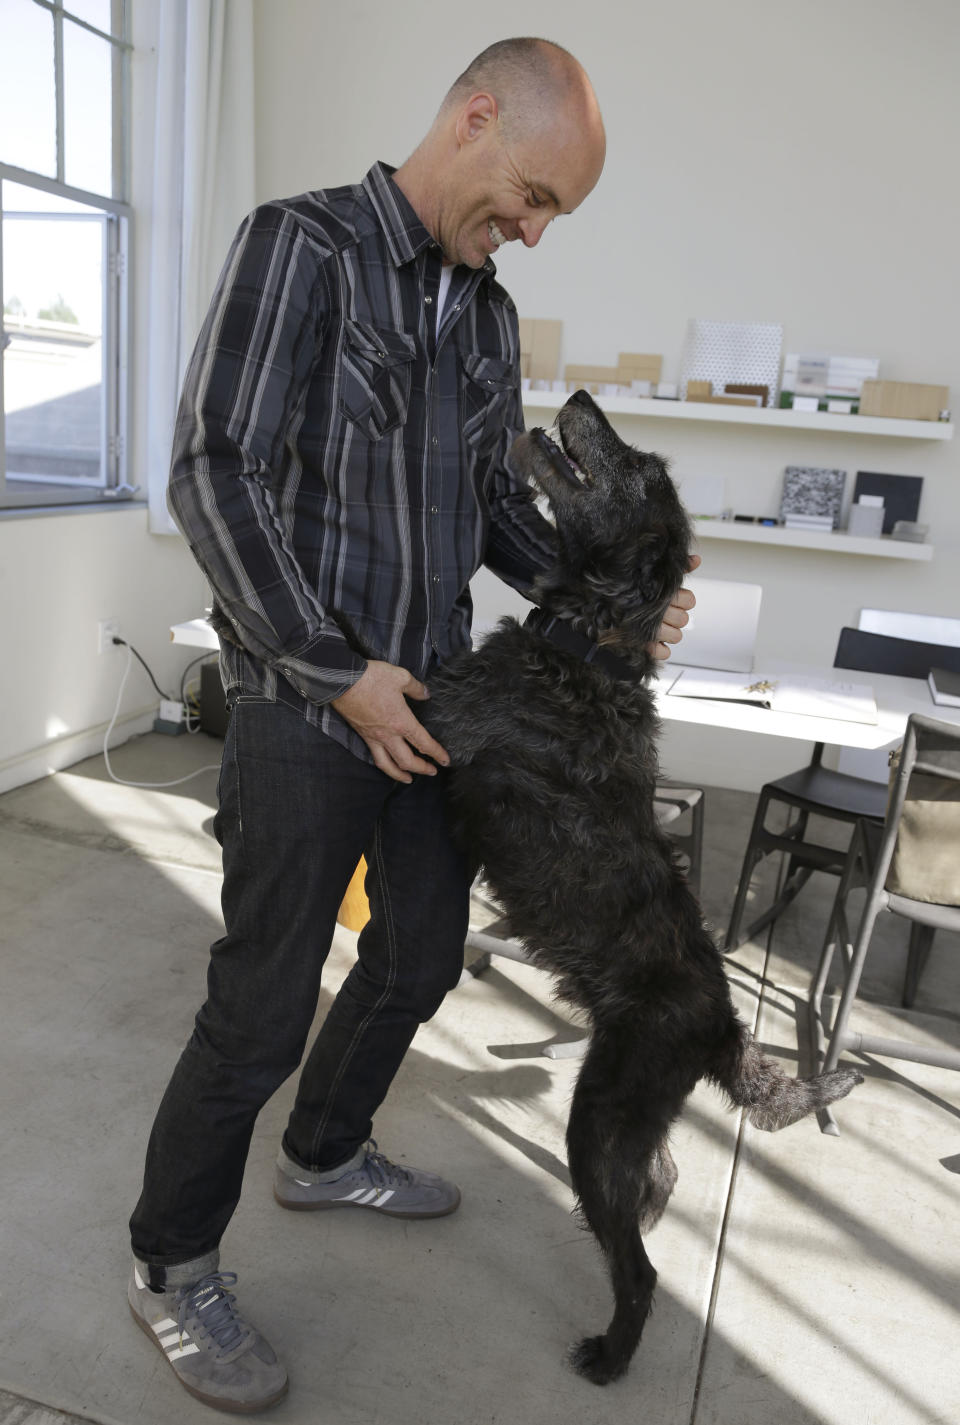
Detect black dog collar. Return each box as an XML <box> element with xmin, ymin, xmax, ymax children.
<box><xmin>524</xmin><ymin>608</ymin><xmax>638</xmax><ymax>682</ymax></box>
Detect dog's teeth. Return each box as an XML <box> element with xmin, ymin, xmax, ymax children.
<box><xmin>534</xmin><ymin>493</ymin><xmax>556</xmax><ymax>526</ymax></box>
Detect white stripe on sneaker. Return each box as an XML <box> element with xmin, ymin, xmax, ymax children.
<box><xmin>134</xmin><ymin>1267</ymin><xmax>146</xmax><ymax>1290</ymax></box>
<box><xmin>158</xmin><ymin>1330</ymin><xmax>180</xmax><ymax>1349</ymax></box>
<box><xmin>350</xmin><ymin>1188</ymin><xmax>397</xmax><ymax>1207</ymax></box>
<box><xmin>168</xmin><ymin>1343</ymin><xmax>201</xmax><ymax>1361</ymax></box>
<box><xmin>152</xmin><ymin>1318</ymin><xmax>178</xmax><ymax>1334</ymax></box>
<box><xmin>333</xmin><ymin>1188</ymin><xmax>367</xmax><ymax>1202</ymax></box>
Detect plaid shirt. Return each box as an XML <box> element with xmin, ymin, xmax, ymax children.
<box><xmin>168</xmin><ymin>162</ymin><xmax>556</xmax><ymax>762</ymax></box>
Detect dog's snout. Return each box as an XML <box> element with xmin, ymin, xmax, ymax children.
<box><xmin>568</xmin><ymin>388</ymin><xmax>595</xmax><ymax>410</ymax></box>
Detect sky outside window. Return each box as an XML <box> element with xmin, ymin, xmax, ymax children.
<box><xmin>0</xmin><ymin>0</ymin><xmax>57</xmax><ymax>177</ymax></box>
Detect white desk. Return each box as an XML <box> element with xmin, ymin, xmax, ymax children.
<box><xmin>170</xmin><ymin>617</ymin><xmax>219</xmax><ymax>651</ymax></box>
<box><xmin>169</xmin><ymin>623</ymin><xmax>960</xmax><ymax>754</ymax></box>
<box><xmin>655</xmin><ymin>661</ymin><xmax>960</xmax><ymax>751</ymax></box>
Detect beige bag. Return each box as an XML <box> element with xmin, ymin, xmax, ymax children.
<box><xmin>885</xmin><ymin>747</ymin><xmax>960</xmax><ymax>905</ymax></box>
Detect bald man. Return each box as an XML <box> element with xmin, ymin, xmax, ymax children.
<box><xmin>127</xmin><ymin>38</ymin><xmax>693</xmax><ymax>1411</ymax></box>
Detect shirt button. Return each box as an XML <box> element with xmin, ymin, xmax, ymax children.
<box><xmin>432</xmin><ymin>436</ymin><xmax>438</xmax><ymax>446</ymax></box>
<box><xmin>424</xmin><ymin>295</ymin><xmax>433</xmax><ymax>305</ymax></box>
<box><xmin>433</xmin><ymin>575</ymin><xmax>440</xmax><ymax>584</ymax></box>
<box><xmin>431</xmin><ymin>505</ymin><xmax>439</xmax><ymax>514</ymax></box>
<box><xmin>453</xmin><ymin>303</ymin><xmax>460</xmax><ymax>311</ymax></box>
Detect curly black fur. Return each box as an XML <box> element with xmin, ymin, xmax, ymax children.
<box><xmin>425</xmin><ymin>390</ymin><xmax>861</xmax><ymax>1385</ymax></box>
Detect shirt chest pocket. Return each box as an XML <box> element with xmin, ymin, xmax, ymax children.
<box><xmin>338</xmin><ymin>320</ymin><xmax>416</xmax><ymax>441</ymax></box>
<box><xmin>460</xmin><ymin>353</ymin><xmax>516</xmax><ymax>454</ymax></box>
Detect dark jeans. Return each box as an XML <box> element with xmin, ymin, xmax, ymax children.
<box><xmin>129</xmin><ymin>695</ymin><xmax>471</xmax><ymax>1267</ymax></box>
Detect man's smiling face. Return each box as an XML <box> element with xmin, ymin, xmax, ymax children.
<box><xmin>434</xmin><ymin>95</ymin><xmax>605</xmax><ymax>268</ymax></box>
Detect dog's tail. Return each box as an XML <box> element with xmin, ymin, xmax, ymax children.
<box><xmin>706</xmin><ymin>1016</ymin><xmax>863</xmax><ymax>1132</ymax></box>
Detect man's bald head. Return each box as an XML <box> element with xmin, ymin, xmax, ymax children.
<box><xmin>441</xmin><ymin>37</ymin><xmax>604</xmax><ymax>150</ymax></box>
<box><xmin>394</xmin><ymin>38</ymin><xmax>605</xmax><ymax>269</ymax></box>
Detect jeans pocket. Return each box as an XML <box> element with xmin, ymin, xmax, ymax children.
<box><xmin>338</xmin><ymin>319</ymin><xmax>416</xmax><ymax>441</ymax></box>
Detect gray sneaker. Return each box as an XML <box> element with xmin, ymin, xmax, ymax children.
<box><xmin>273</xmin><ymin>1139</ymin><xmax>461</xmax><ymax>1218</ymax></box>
<box><xmin>128</xmin><ymin>1264</ymin><xmax>288</xmax><ymax>1413</ymax></box>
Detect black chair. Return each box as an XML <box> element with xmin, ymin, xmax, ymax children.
<box><xmin>724</xmin><ymin>628</ymin><xmax>960</xmax><ymax>954</ymax></box>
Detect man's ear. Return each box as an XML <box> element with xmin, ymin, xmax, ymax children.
<box><xmin>455</xmin><ymin>92</ymin><xmax>499</xmax><ymax>145</ymax></box>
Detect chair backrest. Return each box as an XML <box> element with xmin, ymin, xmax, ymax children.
<box><xmin>879</xmin><ymin>714</ymin><xmax>960</xmax><ymax>911</ymax></box>
<box><xmin>859</xmin><ymin>609</ymin><xmax>960</xmax><ymax>648</ymax></box>
<box><xmin>671</xmin><ymin>577</ymin><xmax>762</xmax><ymax>673</ymax></box>
<box><xmin>835</xmin><ymin>627</ymin><xmax>960</xmax><ymax>680</ymax></box>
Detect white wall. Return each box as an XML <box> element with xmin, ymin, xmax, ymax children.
<box><xmin>0</xmin><ymin>509</ymin><xmax>208</xmax><ymax>792</ymax></box>
<box><xmin>0</xmin><ymin>0</ymin><xmax>208</xmax><ymax>793</ymax></box>
<box><xmin>11</xmin><ymin>2</ymin><xmax>948</xmax><ymax>793</ymax></box>
<box><xmin>252</xmin><ymin>0</ymin><xmax>959</xmax><ymax>790</ymax></box>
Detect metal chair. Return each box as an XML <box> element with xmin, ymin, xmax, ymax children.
<box><xmin>724</xmin><ymin>628</ymin><xmax>960</xmax><ymax>954</ymax></box>
<box><xmin>807</xmin><ymin>713</ymin><xmax>960</xmax><ymax>1133</ymax></box>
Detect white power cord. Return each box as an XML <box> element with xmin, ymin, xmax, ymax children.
<box><xmin>103</xmin><ymin>643</ymin><xmax>221</xmax><ymax>789</ymax></box>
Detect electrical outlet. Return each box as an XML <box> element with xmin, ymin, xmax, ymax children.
<box><xmin>98</xmin><ymin>618</ymin><xmax>120</xmax><ymax>654</ymax></box>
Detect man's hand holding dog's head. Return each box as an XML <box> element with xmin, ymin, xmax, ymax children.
<box><xmin>650</xmin><ymin>553</ymin><xmax>701</xmax><ymax>660</ymax></box>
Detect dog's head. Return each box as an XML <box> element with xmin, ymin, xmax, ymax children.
<box><xmin>510</xmin><ymin>390</ymin><xmax>692</xmax><ymax>660</ymax></box>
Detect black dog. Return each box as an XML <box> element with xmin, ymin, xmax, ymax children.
<box><xmin>425</xmin><ymin>390</ymin><xmax>861</xmax><ymax>1385</ymax></box>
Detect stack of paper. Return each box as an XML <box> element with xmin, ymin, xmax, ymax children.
<box><xmin>666</xmin><ymin>668</ymin><xmax>878</xmax><ymax>724</ymax></box>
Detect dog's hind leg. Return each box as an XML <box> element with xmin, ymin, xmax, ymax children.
<box><xmin>565</xmin><ymin>1047</ymin><xmax>684</xmax><ymax>1385</ymax></box>
<box><xmin>637</xmin><ymin>1139</ymin><xmax>678</xmax><ymax>1234</ymax></box>
<box><xmin>707</xmin><ymin>1013</ymin><xmax>863</xmax><ymax>1131</ymax></box>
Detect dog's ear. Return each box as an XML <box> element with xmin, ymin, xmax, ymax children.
<box><xmin>635</xmin><ymin>525</ymin><xmax>686</xmax><ymax>605</ymax></box>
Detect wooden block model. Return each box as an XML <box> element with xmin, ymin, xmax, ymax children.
<box><xmin>725</xmin><ymin>383</ymin><xmax>769</xmax><ymax>406</ymax></box>
<box><xmin>618</xmin><ymin>352</ymin><xmax>663</xmax><ymax>384</ymax></box>
<box><xmin>686</xmin><ymin>379</ymin><xmax>759</xmax><ymax>408</ymax></box>
<box><xmin>858</xmin><ymin>380</ymin><xmax>949</xmax><ymax>422</ymax></box>
<box><xmin>519</xmin><ymin>317</ymin><xmax>563</xmax><ymax>382</ymax></box>
<box><xmin>564</xmin><ymin>363</ymin><xmax>622</xmax><ymax>393</ymax></box>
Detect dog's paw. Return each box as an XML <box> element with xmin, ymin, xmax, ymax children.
<box><xmin>569</xmin><ymin>1334</ymin><xmax>628</xmax><ymax>1386</ymax></box>
<box><xmin>820</xmin><ymin>1066</ymin><xmax>865</xmax><ymax>1099</ymax></box>
<box><xmin>748</xmin><ymin>1067</ymin><xmax>865</xmax><ymax>1131</ymax></box>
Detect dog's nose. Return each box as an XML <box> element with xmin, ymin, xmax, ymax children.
<box><xmin>568</xmin><ymin>388</ymin><xmax>595</xmax><ymax>409</ymax></box>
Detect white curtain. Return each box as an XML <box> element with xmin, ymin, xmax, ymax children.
<box><xmin>146</xmin><ymin>0</ymin><xmax>256</xmax><ymax>534</ymax></box>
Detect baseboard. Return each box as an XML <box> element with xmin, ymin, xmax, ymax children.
<box><xmin>0</xmin><ymin>704</ymin><xmax>157</xmax><ymax>795</ymax></box>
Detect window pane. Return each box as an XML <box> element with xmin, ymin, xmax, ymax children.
<box><xmin>63</xmin><ymin>19</ymin><xmax>114</xmax><ymax>197</ymax></box>
<box><xmin>2</xmin><ymin>181</ymin><xmax>106</xmax><ymax>487</ymax></box>
<box><xmin>64</xmin><ymin>0</ymin><xmax>114</xmax><ymax>35</ymax></box>
<box><xmin>0</xmin><ymin>0</ymin><xmax>57</xmax><ymax>178</ymax></box>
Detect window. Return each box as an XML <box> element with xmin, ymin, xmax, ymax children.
<box><xmin>0</xmin><ymin>0</ymin><xmax>131</xmax><ymax>508</ymax></box>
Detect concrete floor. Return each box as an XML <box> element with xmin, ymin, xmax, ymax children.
<box><xmin>1</xmin><ymin>731</ymin><xmax>958</xmax><ymax>1425</ymax></box>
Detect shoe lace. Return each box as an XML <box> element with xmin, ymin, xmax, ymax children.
<box><xmin>364</xmin><ymin>1139</ymin><xmax>414</xmax><ymax>1191</ymax></box>
<box><xmin>176</xmin><ymin>1272</ymin><xmax>251</xmax><ymax>1356</ymax></box>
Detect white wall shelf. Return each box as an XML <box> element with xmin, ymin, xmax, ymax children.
<box><xmin>521</xmin><ymin>391</ymin><xmax>953</xmax><ymax>441</ymax></box>
<box><xmin>692</xmin><ymin>519</ymin><xmax>932</xmax><ymax>560</ymax></box>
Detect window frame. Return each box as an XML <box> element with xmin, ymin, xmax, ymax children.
<box><xmin>0</xmin><ymin>0</ymin><xmax>133</xmax><ymax>511</ymax></box>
